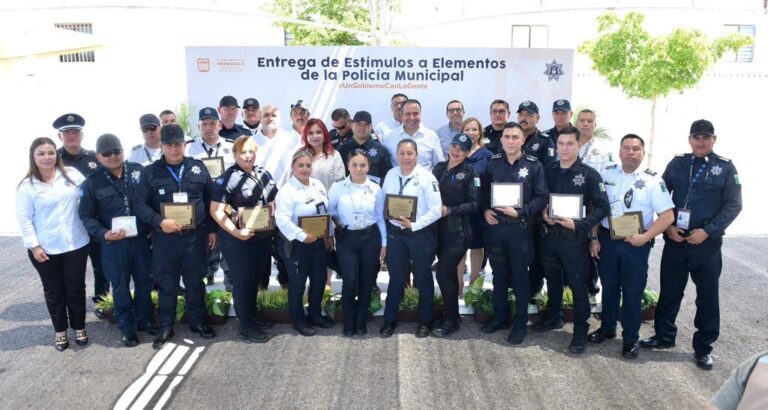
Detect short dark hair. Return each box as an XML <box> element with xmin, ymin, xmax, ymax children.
<box><xmin>490</xmin><ymin>99</ymin><xmax>509</xmax><ymax>111</ymax></box>
<box><xmin>347</xmin><ymin>148</ymin><xmax>371</xmax><ymax>164</ymax></box>
<box><xmin>159</xmin><ymin>109</ymin><xmax>176</xmax><ymax>117</ymax></box>
<box><xmin>397</xmin><ymin>138</ymin><xmax>418</xmax><ymax>153</ymax></box>
<box><xmin>577</xmin><ymin>109</ymin><xmax>595</xmax><ymax>119</ymax></box>
<box><xmin>620</xmin><ymin>133</ymin><xmax>645</xmax><ymax>147</ymax></box>
<box><xmin>331</xmin><ymin>108</ymin><xmax>350</xmax><ymax>121</ymax></box>
<box><xmin>558</xmin><ymin>126</ymin><xmax>581</xmax><ymax>141</ymax></box>
<box><xmin>402</xmin><ymin>99</ymin><xmax>421</xmax><ymax>109</ymax></box>
<box><xmin>503</xmin><ymin>121</ymin><xmax>523</xmax><ymax>131</ymax></box>
<box><xmin>391</xmin><ymin>93</ymin><xmax>408</xmax><ymax>101</ymax></box>
<box><xmin>445</xmin><ymin>100</ymin><xmax>463</xmax><ymax>111</ymax></box>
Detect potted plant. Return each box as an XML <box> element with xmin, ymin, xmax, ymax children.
<box><xmin>641</xmin><ymin>288</ymin><xmax>659</xmax><ymax>320</ymax></box>
<box><xmin>464</xmin><ymin>275</ymin><xmax>491</xmax><ymax>322</ymax></box>
<box><xmin>150</xmin><ymin>290</ymin><xmax>159</xmax><ymax>322</ymax></box>
<box><xmin>397</xmin><ymin>286</ymin><xmax>444</xmax><ymax>322</ymax></box>
<box><xmin>94</xmin><ymin>292</ymin><xmax>115</xmax><ymax>323</ymax></box>
<box><xmin>256</xmin><ymin>289</ymin><xmax>291</xmax><ymax>323</ymax></box>
<box><xmin>562</xmin><ymin>287</ymin><xmax>575</xmax><ymax>322</ymax></box>
<box><xmin>205</xmin><ymin>290</ymin><xmax>232</xmax><ymax>325</ymax></box>
<box><xmin>176</xmin><ymin>295</ymin><xmax>186</xmax><ymax>323</ymax></box>
<box><xmin>323</xmin><ymin>289</ymin><xmax>379</xmax><ymax>323</ymax></box>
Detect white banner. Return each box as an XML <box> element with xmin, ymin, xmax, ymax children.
<box><xmin>185</xmin><ymin>46</ymin><xmax>573</xmax><ymax>133</ymax></box>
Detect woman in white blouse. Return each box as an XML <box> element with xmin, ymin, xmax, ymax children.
<box><xmin>274</xmin><ymin>150</ymin><xmax>335</xmax><ymax>336</ymax></box>
<box><xmin>16</xmin><ymin>137</ymin><xmax>90</xmax><ymax>351</ymax></box>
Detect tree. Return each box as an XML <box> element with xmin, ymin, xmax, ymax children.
<box><xmin>267</xmin><ymin>0</ymin><xmax>398</xmax><ymax>46</ymax></box>
<box><xmin>579</xmin><ymin>12</ymin><xmax>752</xmax><ymax>166</ymax></box>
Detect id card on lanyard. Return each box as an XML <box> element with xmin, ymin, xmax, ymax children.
<box><xmin>166</xmin><ymin>164</ymin><xmax>188</xmax><ymax>203</ymax></box>
<box><xmin>678</xmin><ymin>157</ymin><xmax>706</xmax><ymax>230</ymax></box>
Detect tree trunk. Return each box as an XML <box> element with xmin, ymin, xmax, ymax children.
<box><xmin>648</xmin><ymin>96</ymin><xmax>657</xmax><ymax>168</ymax></box>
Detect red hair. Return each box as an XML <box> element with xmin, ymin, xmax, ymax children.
<box><xmin>300</xmin><ymin>118</ymin><xmax>334</xmax><ymax>157</ymax></box>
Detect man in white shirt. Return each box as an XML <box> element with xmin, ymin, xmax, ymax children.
<box><xmin>128</xmin><ymin>114</ymin><xmax>163</xmax><ymax>166</ymax></box>
<box><xmin>435</xmin><ymin>100</ymin><xmax>464</xmax><ymax>158</ymax></box>
<box><xmin>383</xmin><ymin>99</ymin><xmax>445</xmax><ymax>170</ymax></box>
<box><xmin>252</xmin><ymin>104</ymin><xmax>299</xmax><ymax>184</ymax></box>
<box><xmin>374</xmin><ymin>93</ymin><xmax>407</xmax><ymax>140</ymax></box>
<box><xmin>577</xmin><ymin>109</ymin><xmax>614</xmax><ymax>174</ymax></box>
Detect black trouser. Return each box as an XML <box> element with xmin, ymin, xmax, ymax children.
<box><xmin>153</xmin><ymin>230</ymin><xmax>208</xmax><ymax>329</ymax></box>
<box><xmin>541</xmin><ymin>228</ymin><xmax>591</xmax><ymax>335</ymax></box>
<box><xmin>219</xmin><ymin>230</ymin><xmax>271</xmax><ymax>332</ymax></box>
<box><xmin>29</xmin><ymin>245</ymin><xmax>89</xmax><ymax>332</ymax></box>
<box><xmin>101</xmin><ymin>236</ymin><xmax>153</xmax><ymax>335</ymax></box>
<box><xmin>436</xmin><ymin>219</ymin><xmax>470</xmax><ymax>323</ymax></box>
<box><xmin>336</xmin><ymin>225</ymin><xmax>381</xmax><ymax>331</ymax></box>
<box><xmin>278</xmin><ymin>238</ymin><xmax>327</xmax><ymax>325</ymax></box>
<box><xmin>384</xmin><ymin>224</ymin><xmax>437</xmax><ymax>324</ymax></box>
<box><xmin>529</xmin><ymin>227</ymin><xmax>545</xmax><ymax>296</ymax></box>
<box><xmin>485</xmin><ymin>222</ymin><xmax>531</xmax><ymax>328</ymax></box>
<box><xmin>262</xmin><ymin>233</ymin><xmax>289</xmax><ymax>288</ymax></box>
<box><xmin>655</xmin><ymin>238</ymin><xmax>722</xmax><ymax>356</ymax></box>
<box><xmin>89</xmin><ymin>242</ymin><xmax>109</xmax><ymax>301</ymax></box>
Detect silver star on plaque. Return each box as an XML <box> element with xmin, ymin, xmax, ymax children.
<box><xmin>191</xmin><ymin>165</ymin><xmax>201</xmax><ymax>174</ymax></box>
<box><xmin>633</xmin><ymin>179</ymin><xmax>646</xmax><ymax>189</ymax></box>
<box><xmin>518</xmin><ymin>167</ymin><xmax>529</xmax><ymax>178</ymax></box>
<box><xmin>710</xmin><ymin>165</ymin><xmax>722</xmax><ymax>176</ymax></box>
<box><xmin>573</xmin><ymin>174</ymin><xmax>585</xmax><ymax>186</ymax></box>
<box><xmin>88</xmin><ymin>161</ymin><xmax>97</xmax><ymax>169</ymax></box>
<box><xmin>456</xmin><ymin>172</ymin><xmax>465</xmax><ymax>180</ymax></box>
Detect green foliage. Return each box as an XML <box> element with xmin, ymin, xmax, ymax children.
<box><xmin>176</xmin><ymin>102</ymin><xmax>192</xmax><ymax>137</ymax></box>
<box><xmin>462</xmin><ymin>275</ymin><xmax>486</xmax><ymax>307</ymax></box>
<box><xmin>150</xmin><ymin>290</ymin><xmax>159</xmax><ymax>310</ymax></box>
<box><xmin>257</xmin><ymin>289</ymin><xmax>290</xmax><ymax>310</ymax></box>
<box><xmin>579</xmin><ymin>12</ymin><xmax>753</xmax><ymax>100</ymax></box>
<box><xmin>205</xmin><ymin>290</ymin><xmax>232</xmax><ymax>316</ymax></box>
<box><xmin>323</xmin><ymin>287</ymin><xmax>383</xmax><ymax>319</ymax></box>
<box><xmin>641</xmin><ymin>288</ymin><xmax>660</xmax><ymax>310</ymax></box>
<box><xmin>532</xmin><ymin>291</ymin><xmax>548</xmax><ymax>310</ymax></box>
<box><xmin>562</xmin><ymin>287</ymin><xmax>574</xmax><ymax>309</ymax></box>
<box><xmin>268</xmin><ymin>0</ymin><xmax>372</xmax><ymax>46</ymax></box>
<box><xmin>369</xmin><ymin>286</ymin><xmax>382</xmax><ymax>314</ymax></box>
<box><xmin>176</xmin><ymin>295</ymin><xmax>186</xmax><ymax>322</ymax></box>
<box><xmin>94</xmin><ymin>292</ymin><xmax>114</xmax><ymax>312</ymax></box>
<box><xmin>399</xmin><ymin>286</ymin><xmax>443</xmax><ymax>310</ymax></box>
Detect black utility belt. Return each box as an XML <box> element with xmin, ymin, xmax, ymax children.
<box><xmin>343</xmin><ymin>224</ymin><xmax>377</xmax><ymax>236</ymax></box>
<box><xmin>496</xmin><ymin>214</ymin><xmax>526</xmax><ymax>227</ymax></box>
<box><xmin>544</xmin><ymin>224</ymin><xmax>584</xmax><ymax>240</ymax></box>
<box><xmin>387</xmin><ymin>222</ymin><xmax>433</xmax><ymax>237</ymax></box>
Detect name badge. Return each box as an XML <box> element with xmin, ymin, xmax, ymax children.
<box><xmin>173</xmin><ymin>192</ymin><xmax>189</xmax><ymax>203</ymax></box>
<box><xmin>352</xmin><ymin>213</ymin><xmax>365</xmax><ymax>229</ymax></box>
<box><xmin>609</xmin><ymin>200</ymin><xmax>624</xmax><ymax>218</ymax></box>
<box><xmin>676</xmin><ymin>208</ymin><xmax>691</xmax><ymax>230</ymax></box>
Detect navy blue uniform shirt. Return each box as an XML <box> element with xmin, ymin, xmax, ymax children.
<box><xmin>58</xmin><ymin>147</ymin><xmax>99</xmax><ymax>177</ymax></box>
<box><xmin>337</xmin><ymin>136</ymin><xmax>393</xmax><ymax>185</ymax></box>
<box><xmin>432</xmin><ymin>160</ymin><xmax>480</xmax><ymax>216</ymax></box>
<box><xmin>523</xmin><ymin>128</ymin><xmax>556</xmax><ymax>167</ymax></box>
<box><xmin>482</xmin><ymin>153</ymin><xmax>549</xmax><ymax>221</ymax></box>
<box><xmin>544</xmin><ymin>158</ymin><xmax>610</xmax><ymax>232</ymax></box>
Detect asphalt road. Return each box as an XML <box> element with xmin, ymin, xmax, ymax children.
<box><xmin>0</xmin><ymin>235</ymin><xmax>766</xmax><ymax>409</ymax></box>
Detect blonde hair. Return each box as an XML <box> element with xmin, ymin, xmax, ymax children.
<box><xmin>232</xmin><ymin>135</ymin><xmax>257</xmax><ymax>153</ymax></box>
<box><xmin>291</xmin><ymin>149</ymin><xmax>313</xmax><ymax>165</ymax></box>
<box><xmin>461</xmin><ymin>117</ymin><xmax>485</xmax><ymax>147</ymax></box>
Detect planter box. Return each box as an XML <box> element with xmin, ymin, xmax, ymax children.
<box><xmin>258</xmin><ymin>309</ymin><xmax>293</xmax><ymax>324</ymax></box>
<box><xmin>397</xmin><ymin>308</ymin><xmax>443</xmax><ymax>322</ymax></box>
<box><xmin>103</xmin><ymin>310</ymin><xmax>116</xmax><ymax>324</ymax></box>
<box><xmin>642</xmin><ymin>305</ymin><xmax>656</xmax><ymax>321</ymax></box>
<box><xmin>205</xmin><ymin>305</ymin><xmax>231</xmax><ymax>326</ymax></box>
<box><xmin>326</xmin><ymin>309</ymin><xmax>374</xmax><ymax>323</ymax></box>
<box><xmin>563</xmin><ymin>308</ymin><xmax>575</xmax><ymax>322</ymax></box>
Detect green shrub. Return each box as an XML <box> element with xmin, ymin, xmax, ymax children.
<box><xmin>94</xmin><ymin>292</ymin><xmax>115</xmax><ymax>312</ymax></box>
<box><xmin>257</xmin><ymin>289</ymin><xmax>289</xmax><ymax>310</ymax></box>
<box><xmin>205</xmin><ymin>290</ymin><xmax>232</xmax><ymax>316</ymax></box>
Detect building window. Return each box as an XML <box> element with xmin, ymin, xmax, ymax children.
<box><xmin>54</xmin><ymin>23</ymin><xmax>95</xmax><ymax>63</ymax></box>
<box><xmin>511</xmin><ymin>25</ymin><xmax>548</xmax><ymax>48</ymax></box>
<box><xmin>723</xmin><ymin>24</ymin><xmax>755</xmax><ymax>63</ymax></box>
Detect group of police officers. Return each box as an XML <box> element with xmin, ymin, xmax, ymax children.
<box><xmin>52</xmin><ymin>92</ymin><xmax>741</xmax><ymax>370</ymax></box>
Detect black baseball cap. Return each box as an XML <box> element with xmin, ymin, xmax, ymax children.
<box><xmin>516</xmin><ymin>101</ymin><xmax>539</xmax><ymax>115</ymax></box>
<box><xmin>219</xmin><ymin>95</ymin><xmax>240</xmax><ymax>108</ymax></box>
<box><xmin>552</xmin><ymin>99</ymin><xmax>571</xmax><ymax>112</ymax></box>
<box><xmin>689</xmin><ymin>119</ymin><xmax>715</xmax><ymax>137</ymax></box>
<box><xmin>352</xmin><ymin>111</ymin><xmax>372</xmax><ymax>124</ymax></box>
<box><xmin>139</xmin><ymin>113</ymin><xmax>160</xmax><ymax>128</ymax></box>
<box><xmin>161</xmin><ymin>124</ymin><xmax>185</xmax><ymax>144</ymax></box>
<box><xmin>451</xmin><ymin>133</ymin><xmax>472</xmax><ymax>152</ymax></box>
<box><xmin>96</xmin><ymin>133</ymin><xmax>122</xmax><ymax>154</ymax></box>
<box><xmin>199</xmin><ymin>107</ymin><xmax>219</xmax><ymax>121</ymax></box>
<box><xmin>243</xmin><ymin>98</ymin><xmax>260</xmax><ymax>109</ymax></box>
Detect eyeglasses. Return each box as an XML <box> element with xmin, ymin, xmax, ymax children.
<box><xmin>447</xmin><ymin>108</ymin><xmax>464</xmax><ymax>113</ymax></box>
<box><xmin>101</xmin><ymin>149</ymin><xmax>123</xmax><ymax>158</ymax></box>
<box><xmin>490</xmin><ymin>110</ymin><xmax>508</xmax><ymax>116</ymax></box>
<box><xmin>333</xmin><ymin>125</ymin><xmax>347</xmax><ymax>131</ymax></box>
<box><xmin>142</xmin><ymin>125</ymin><xmax>158</xmax><ymax>133</ymax></box>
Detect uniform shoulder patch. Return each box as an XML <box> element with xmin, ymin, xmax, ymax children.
<box><xmin>716</xmin><ymin>155</ymin><xmax>731</xmax><ymax>163</ymax></box>
<box><xmin>675</xmin><ymin>153</ymin><xmax>686</xmax><ymax>158</ymax></box>
<box><xmin>606</xmin><ymin>163</ymin><xmax>618</xmax><ymax>169</ymax></box>
<box><xmin>491</xmin><ymin>153</ymin><xmax>503</xmax><ymax>159</ymax></box>
<box><xmin>540</xmin><ymin>132</ymin><xmax>551</xmax><ymax>138</ymax></box>
<box><xmin>644</xmin><ymin>169</ymin><xmax>657</xmax><ymax>176</ymax></box>
<box><xmin>132</xmin><ymin>144</ymin><xmax>142</xmax><ymax>151</ymax></box>
<box><xmin>525</xmin><ymin>155</ymin><xmax>538</xmax><ymax>162</ymax></box>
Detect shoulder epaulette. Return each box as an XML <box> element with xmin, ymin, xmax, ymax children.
<box><xmin>716</xmin><ymin>155</ymin><xmax>731</xmax><ymax>163</ymax></box>
<box><xmin>491</xmin><ymin>153</ymin><xmax>503</xmax><ymax>159</ymax></box>
<box><xmin>606</xmin><ymin>163</ymin><xmax>618</xmax><ymax>169</ymax></box>
<box><xmin>131</xmin><ymin>144</ymin><xmax>142</xmax><ymax>151</ymax></box>
<box><xmin>644</xmin><ymin>169</ymin><xmax>657</xmax><ymax>176</ymax></box>
<box><xmin>675</xmin><ymin>153</ymin><xmax>686</xmax><ymax>158</ymax></box>
<box><xmin>525</xmin><ymin>155</ymin><xmax>538</xmax><ymax>162</ymax></box>
<box><xmin>185</xmin><ymin>139</ymin><xmax>194</xmax><ymax>145</ymax></box>
<box><xmin>539</xmin><ymin>131</ymin><xmax>550</xmax><ymax>138</ymax></box>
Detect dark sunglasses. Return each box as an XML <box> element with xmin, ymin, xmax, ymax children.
<box><xmin>142</xmin><ymin>125</ymin><xmax>158</xmax><ymax>133</ymax></box>
<box><xmin>101</xmin><ymin>149</ymin><xmax>123</xmax><ymax>158</ymax></box>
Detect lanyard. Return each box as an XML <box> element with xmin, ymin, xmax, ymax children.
<box><xmin>398</xmin><ymin>176</ymin><xmax>413</xmax><ymax>195</ymax></box>
<box><xmin>683</xmin><ymin>156</ymin><xmax>708</xmax><ymax>208</ymax></box>
<box><xmin>165</xmin><ymin>164</ymin><xmax>185</xmax><ymax>192</ymax></box>
<box><xmin>144</xmin><ymin>146</ymin><xmax>158</xmax><ymax>163</ymax></box>
<box><xmin>347</xmin><ymin>181</ymin><xmax>370</xmax><ymax>214</ymax></box>
<box><xmin>103</xmin><ymin>165</ymin><xmax>131</xmax><ymax>215</ymax></box>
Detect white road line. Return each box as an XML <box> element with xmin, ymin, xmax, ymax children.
<box><xmin>130</xmin><ymin>375</ymin><xmax>167</xmax><ymax>410</ymax></box>
<box><xmin>178</xmin><ymin>347</ymin><xmax>205</xmax><ymax>375</ymax></box>
<box><xmin>152</xmin><ymin>376</ymin><xmax>184</xmax><ymax>410</ymax></box>
<box><xmin>114</xmin><ymin>343</ymin><xmax>177</xmax><ymax>410</ymax></box>
<box><xmin>158</xmin><ymin>345</ymin><xmax>190</xmax><ymax>375</ymax></box>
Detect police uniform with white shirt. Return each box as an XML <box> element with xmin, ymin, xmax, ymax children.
<box><xmin>383</xmin><ymin>126</ymin><xmax>445</xmax><ymax>170</ymax></box>
<box><xmin>78</xmin><ymin>134</ymin><xmax>154</xmax><ymax>344</ymax></box>
<box><xmin>378</xmin><ymin>163</ymin><xmax>442</xmax><ymax>336</ymax></box>
<box><xmin>133</xmin><ymin>124</ymin><xmax>217</xmax><ymax>345</ymax></box>
<box><xmin>53</xmin><ymin>113</ymin><xmax>108</xmax><ymax>309</ymax></box>
<box><xmin>128</xmin><ymin>114</ymin><xmax>164</xmax><ymax>166</ymax></box>
<box><xmin>328</xmin><ymin>172</ymin><xmax>386</xmax><ymax>335</ymax></box>
<box><xmin>595</xmin><ymin>162</ymin><xmax>674</xmax><ymax>351</ymax></box>
<box><xmin>274</xmin><ymin>175</ymin><xmax>334</xmax><ymax>333</ymax></box>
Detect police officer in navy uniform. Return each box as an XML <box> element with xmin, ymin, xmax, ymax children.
<box><xmin>588</xmin><ymin>134</ymin><xmax>674</xmax><ymax>359</ymax></box>
<box><xmin>329</xmin><ymin>108</ymin><xmax>353</xmax><ymax>149</ymax></box>
<box><xmin>431</xmin><ymin>133</ymin><xmax>480</xmax><ymax>337</ymax></box>
<box><xmin>134</xmin><ymin>123</ymin><xmax>218</xmax><ymax>348</ymax></box>
<box><xmin>218</xmin><ymin>95</ymin><xmax>251</xmax><ymax>142</ymax></box>
<box><xmin>533</xmin><ymin>126</ymin><xmax>610</xmax><ymax>354</ymax></box>
<box><xmin>481</xmin><ymin>122</ymin><xmax>548</xmax><ymax>345</ymax></box>
<box><xmin>79</xmin><ymin>133</ymin><xmax>156</xmax><ymax>347</ymax></box>
<box><xmin>378</xmin><ymin>139</ymin><xmax>443</xmax><ymax>338</ymax></box>
<box><xmin>641</xmin><ymin>119</ymin><xmax>742</xmax><ymax>371</ymax></box>
<box><xmin>337</xmin><ymin>111</ymin><xmax>392</xmax><ymax>184</ymax></box>
<box><xmin>544</xmin><ymin>99</ymin><xmax>573</xmax><ymax>143</ymax></box>
<box><xmin>53</xmin><ymin>113</ymin><xmax>109</xmax><ymax>314</ymax></box>
<box><xmin>484</xmin><ymin>99</ymin><xmax>510</xmax><ymax>155</ymax></box>
<box><xmin>210</xmin><ymin>136</ymin><xmax>278</xmax><ymax>343</ymax></box>
<box><xmin>242</xmin><ymin>97</ymin><xmax>261</xmax><ymax>133</ymax></box>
